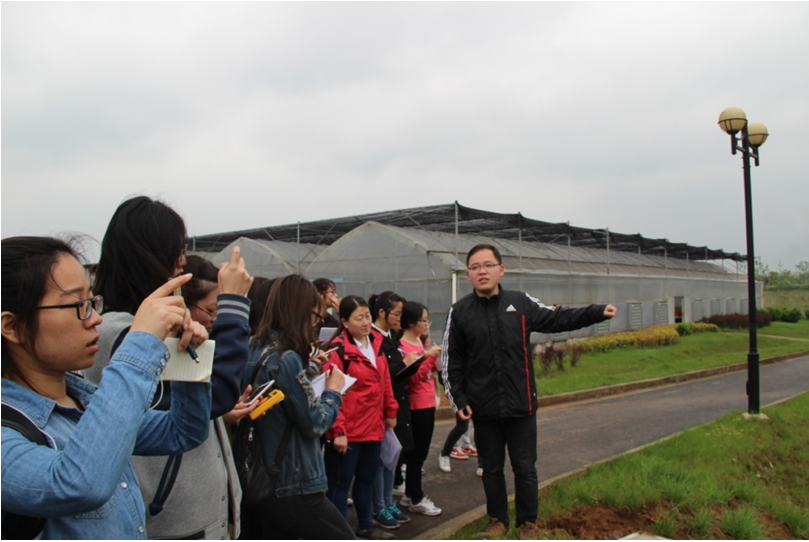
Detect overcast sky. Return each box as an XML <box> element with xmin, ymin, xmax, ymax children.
<box><xmin>2</xmin><ymin>2</ymin><xmax>807</xmax><ymax>270</ymax></box>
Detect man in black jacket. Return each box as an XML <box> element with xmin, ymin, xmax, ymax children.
<box><xmin>440</xmin><ymin>244</ymin><xmax>617</xmax><ymax>539</ymax></box>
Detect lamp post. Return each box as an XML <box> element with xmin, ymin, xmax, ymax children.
<box><xmin>717</xmin><ymin>107</ymin><xmax>769</xmax><ymax>414</ymax></box>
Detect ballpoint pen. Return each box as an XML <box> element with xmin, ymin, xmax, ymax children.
<box><xmin>172</xmin><ymin>280</ymin><xmax>199</xmax><ymax>363</ymax></box>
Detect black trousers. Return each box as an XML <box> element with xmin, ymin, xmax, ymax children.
<box><xmin>474</xmin><ymin>414</ymin><xmax>538</xmax><ymax>527</ymax></box>
<box><xmin>404</xmin><ymin>408</ymin><xmax>435</xmax><ymax>505</ymax></box>
<box><xmin>255</xmin><ymin>491</ymin><xmax>355</xmax><ymax>539</ymax></box>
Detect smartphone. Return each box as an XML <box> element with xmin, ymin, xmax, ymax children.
<box><xmin>247</xmin><ymin>380</ymin><xmax>274</xmax><ymax>406</ymax></box>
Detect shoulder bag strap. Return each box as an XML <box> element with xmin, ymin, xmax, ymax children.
<box><xmin>1</xmin><ymin>404</ymin><xmax>48</xmax><ymax>539</ymax></box>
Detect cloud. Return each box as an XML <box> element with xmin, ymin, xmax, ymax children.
<box><xmin>2</xmin><ymin>2</ymin><xmax>808</xmax><ymax>268</ymax></box>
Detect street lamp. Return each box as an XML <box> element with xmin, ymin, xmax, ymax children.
<box><xmin>717</xmin><ymin>107</ymin><xmax>769</xmax><ymax>414</ymax></box>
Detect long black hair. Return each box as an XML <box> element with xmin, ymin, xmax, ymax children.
<box><xmin>93</xmin><ymin>196</ymin><xmax>186</xmax><ymax>314</ymax></box>
<box><xmin>1</xmin><ymin>236</ymin><xmax>83</xmax><ymax>386</ymax></box>
<box><xmin>252</xmin><ymin>275</ymin><xmax>319</xmax><ymax>364</ymax></box>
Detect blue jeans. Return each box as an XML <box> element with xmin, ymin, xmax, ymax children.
<box><xmin>373</xmin><ymin>461</ymin><xmax>395</xmax><ymax>512</ymax></box>
<box><xmin>325</xmin><ymin>441</ymin><xmax>382</xmax><ymax>531</ymax></box>
<box><xmin>475</xmin><ymin>414</ymin><xmax>538</xmax><ymax>527</ymax></box>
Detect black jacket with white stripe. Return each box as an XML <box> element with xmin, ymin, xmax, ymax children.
<box><xmin>441</xmin><ymin>287</ymin><xmax>607</xmax><ymax>421</ymax></box>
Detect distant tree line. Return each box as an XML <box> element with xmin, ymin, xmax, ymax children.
<box><xmin>755</xmin><ymin>258</ymin><xmax>809</xmax><ymax>290</ymax></box>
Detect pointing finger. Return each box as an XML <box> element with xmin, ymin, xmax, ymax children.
<box><xmin>149</xmin><ymin>274</ymin><xmax>192</xmax><ymax>300</ymax></box>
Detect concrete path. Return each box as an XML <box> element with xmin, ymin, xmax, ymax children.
<box><xmin>377</xmin><ymin>355</ymin><xmax>809</xmax><ymax>540</ymax></box>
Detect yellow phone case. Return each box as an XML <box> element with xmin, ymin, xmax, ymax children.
<box><xmin>248</xmin><ymin>389</ymin><xmax>285</xmax><ymax>420</ymax></box>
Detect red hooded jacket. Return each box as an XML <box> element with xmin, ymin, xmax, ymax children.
<box><xmin>325</xmin><ymin>329</ymin><xmax>398</xmax><ymax>442</ymax></box>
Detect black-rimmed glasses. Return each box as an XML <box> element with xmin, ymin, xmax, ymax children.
<box><xmin>36</xmin><ymin>295</ymin><xmax>103</xmax><ymax>321</ymax></box>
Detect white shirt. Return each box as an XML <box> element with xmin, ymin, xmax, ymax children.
<box><xmin>355</xmin><ymin>336</ymin><xmax>377</xmax><ymax>368</ymax></box>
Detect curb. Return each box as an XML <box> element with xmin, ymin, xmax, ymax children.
<box><xmin>434</xmin><ymin>350</ymin><xmax>809</xmax><ymax>420</ymax></box>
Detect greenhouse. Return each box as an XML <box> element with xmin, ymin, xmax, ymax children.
<box><xmin>193</xmin><ymin>202</ymin><xmax>757</xmax><ymax>343</ymax></box>
<box><xmin>208</xmin><ymin>237</ymin><xmax>325</xmax><ymax>278</ymax></box>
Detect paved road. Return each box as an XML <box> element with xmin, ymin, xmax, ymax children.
<box><xmin>375</xmin><ymin>355</ymin><xmax>809</xmax><ymax>540</ymax></box>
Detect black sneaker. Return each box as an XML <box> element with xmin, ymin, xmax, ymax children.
<box><xmin>372</xmin><ymin>508</ymin><xmax>400</xmax><ymax>530</ymax></box>
<box><xmin>356</xmin><ymin>526</ymin><xmax>396</xmax><ymax>540</ymax></box>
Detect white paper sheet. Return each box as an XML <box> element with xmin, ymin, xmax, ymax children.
<box><xmin>160</xmin><ymin>338</ymin><xmax>216</xmax><ymax>382</ymax></box>
<box><xmin>310</xmin><ymin>367</ymin><xmax>357</xmax><ymax>396</ymax></box>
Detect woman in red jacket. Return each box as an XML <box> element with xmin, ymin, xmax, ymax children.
<box><xmin>325</xmin><ymin>296</ymin><xmax>398</xmax><ymax>540</ymax></box>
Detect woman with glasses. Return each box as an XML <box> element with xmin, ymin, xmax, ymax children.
<box><xmin>1</xmin><ymin>236</ymin><xmax>211</xmax><ymax>539</ymax></box>
<box><xmin>368</xmin><ymin>291</ymin><xmax>420</xmax><ymax>530</ymax></box>
<box><xmin>88</xmin><ymin>196</ymin><xmax>254</xmax><ymax>540</ymax></box>
<box><xmin>397</xmin><ymin>301</ymin><xmax>443</xmax><ymax>517</ymax></box>
<box><xmin>324</xmin><ymin>296</ymin><xmax>398</xmax><ymax>540</ymax></box>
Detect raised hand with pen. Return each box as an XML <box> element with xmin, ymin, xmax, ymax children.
<box><xmin>131</xmin><ymin>273</ymin><xmax>208</xmax><ymax>349</ymax></box>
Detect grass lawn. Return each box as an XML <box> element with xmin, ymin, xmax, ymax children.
<box><xmin>451</xmin><ymin>391</ymin><xmax>809</xmax><ymax>539</ymax></box>
<box><xmin>757</xmin><ymin>319</ymin><xmax>809</xmax><ymax>340</ymax></box>
<box><xmin>536</xmin><ymin>331</ymin><xmax>809</xmax><ymax>396</ymax></box>
<box><xmin>763</xmin><ymin>289</ymin><xmax>809</xmax><ymax>311</ymax></box>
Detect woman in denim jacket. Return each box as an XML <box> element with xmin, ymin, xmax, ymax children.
<box><xmin>1</xmin><ymin>237</ymin><xmax>211</xmax><ymax>540</ymax></box>
<box><xmin>243</xmin><ymin>274</ymin><xmax>354</xmax><ymax>539</ymax></box>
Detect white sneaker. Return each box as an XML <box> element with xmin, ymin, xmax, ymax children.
<box><xmin>392</xmin><ymin>482</ymin><xmax>405</xmax><ymax>496</ymax></box>
<box><xmin>439</xmin><ymin>455</ymin><xmax>451</xmax><ymax>473</ymax></box>
<box><xmin>408</xmin><ymin>496</ymin><xmax>442</xmax><ymax>516</ymax></box>
<box><xmin>399</xmin><ymin>495</ymin><xmax>412</xmax><ymax>507</ymax></box>
<box><xmin>476</xmin><ymin>467</ymin><xmax>483</xmax><ymax>477</ymax></box>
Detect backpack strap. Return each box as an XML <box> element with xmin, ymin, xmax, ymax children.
<box><xmin>335</xmin><ymin>343</ymin><xmax>349</xmax><ymax>375</ymax></box>
<box><xmin>1</xmin><ymin>403</ymin><xmax>48</xmax><ymax>539</ymax></box>
<box><xmin>148</xmin><ymin>454</ymin><xmax>184</xmax><ymax>516</ymax></box>
<box><xmin>2</xmin><ymin>404</ymin><xmax>48</xmax><ymax>446</ymax></box>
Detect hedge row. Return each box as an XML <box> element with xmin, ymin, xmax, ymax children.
<box><xmin>699</xmin><ymin>312</ymin><xmax>772</xmax><ymax>329</ymax></box>
<box><xmin>760</xmin><ymin>307</ymin><xmax>806</xmax><ymax>323</ymax></box>
<box><xmin>675</xmin><ymin>322</ymin><xmax>720</xmax><ymax>336</ymax></box>
<box><xmin>579</xmin><ymin>325</ymin><xmax>680</xmax><ymax>354</ymax></box>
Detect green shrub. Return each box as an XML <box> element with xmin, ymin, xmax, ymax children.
<box><xmin>675</xmin><ymin>322</ymin><xmax>694</xmax><ymax>336</ymax></box>
<box><xmin>782</xmin><ymin>308</ymin><xmax>803</xmax><ymax>323</ymax></box>
<box><xmin>763</xmin><ymin>307</ymin><xmax>783</xmax><ymax>321</ymax></box>
<box><xmin>579</xmin><ymin>326</ymin><xmax>680</xmax><ymax>354</ymax></box>
<box><xmin>693</xmin><ymin>322</ymin><xmax>719</xmax><ymax>333</ymax></box>
<box><xmin>763</xmin><ymin>306</ymin><xmax>804</xmax><ymax>323</ymax></box>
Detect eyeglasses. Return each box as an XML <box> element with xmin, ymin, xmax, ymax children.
<box><xmin>193</xmin><ymin>305</ymin><xmax>217</xmax><ymax>321</ymax></box>
<box><xmin>468</xmin><ymin>262</ymin><xmax>501</xmax><ymax>273</ymax></box>
<box><xmin>418</xmin><ymin>319</ymin><xmax>432</xmax><ymax>325</ymax></box>
<box><xmin>312</xmin><ymin>310</ymin><xmax>323</xmax><ymax>323</ymax></box>
<box><xmin>389</xmin><ymin>312</ymin><xmax>402</xmax><ymax>318</ymax></box>
<box><xmin>36</xmin><ymin>295</ymin><xmax>104</xmax><ymax>321</ymax></box>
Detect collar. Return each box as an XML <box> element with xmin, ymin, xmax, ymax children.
<box><xmin>473</xmin><ymin>284</ymin><xmax>503</xmax><ymax>301</ymax></box>
<box><xmin>1</xmin><ymin>373</ymin><xmax>96</xmax><ymax>429</ymax></box>
<box><xmin>371</xmin><ymin>324</ymin><xmax>390</xmax><ymax>339</ymax></box>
